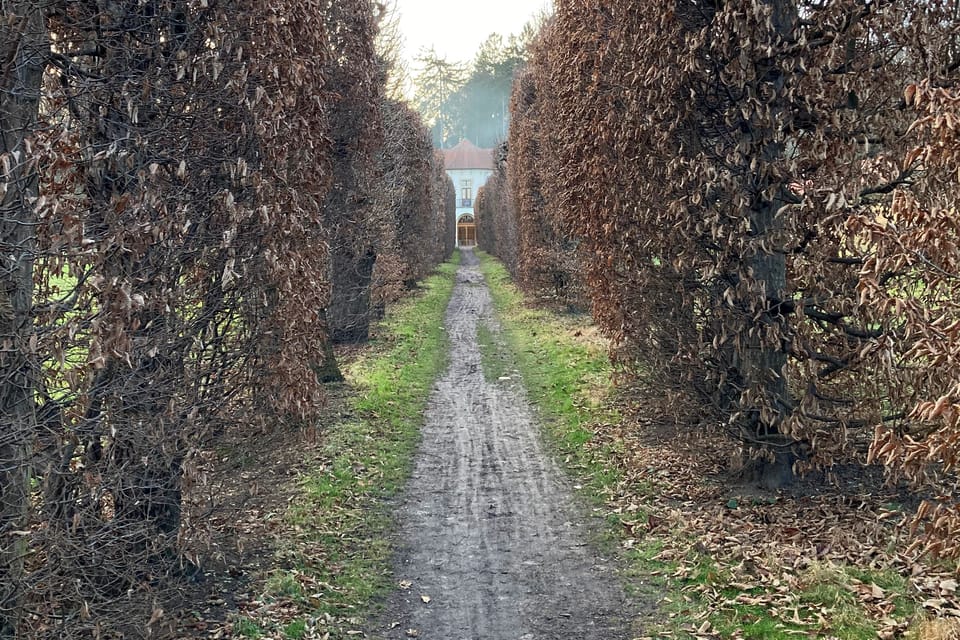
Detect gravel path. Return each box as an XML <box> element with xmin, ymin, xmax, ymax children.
<box><xmin>373</xmin><ymin>249</ymin><xmax>634</xmax><ymax>640</ymax></box>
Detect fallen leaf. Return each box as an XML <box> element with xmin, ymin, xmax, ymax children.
<box><xmin>420</xmin><ymin>594</ymin><xmax>431</xmax><ymax>604</ymax></box>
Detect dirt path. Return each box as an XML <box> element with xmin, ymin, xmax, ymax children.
<box><xmin>374</xmin><ymin>249</ymin><xmax>634</xmax><ymax>640</ymax></box>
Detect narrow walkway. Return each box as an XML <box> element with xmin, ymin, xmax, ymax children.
<box><xmin>377</xmin><ymin>249</ymin><xmax>631</xmax><ymax>639</ymax></box>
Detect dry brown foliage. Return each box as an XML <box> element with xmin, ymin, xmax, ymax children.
<box><xmin>371</xmin><ymin>100</ymin><xmax>456</xmax><ymax>312</ymax></box>
<box><xmin>500</xmin><ymin>0</ymin><xmax>960</xmax><ymax>557</ymax></box>
<box><xmin>0</xmin><ymin>0</ymin><xmax>446</xmax><ymax>636</ymax></box>
<box><xmin>476</xmin><ymin>142</ymin><xmax>519</xmax><ymax>276</ymax></box>
<box><xmin>591</xmin><ymin>408</ymin><xmax>960</xmax><ymax>638</ymax></box>
<box><xmin>436</xmin><ymin>153</ymin><xmax>458</xmax><ymax>264</ymax></box>
<box><xmin>862</xmin><ymin>80</ymin><xmax>960</xmax><ymax>561</ymax></box>
<box><xmin>508</xmin><ymin>60</ymin><xmax>585</xmax><ymax>310</ymax></box>
<box><xmin>323</xmin><ymin>1</ymin><xmax>383</xmax><ymax>345</ymax></box>
<box><xmin>478</xmin><ymin>33</ymin><xmax>585</xmax><ymax>309</ymax></box>
<box><xmin>13</xmin><ymin>1</ymin><xmax>341</xmax><ymax>635</ymax></box>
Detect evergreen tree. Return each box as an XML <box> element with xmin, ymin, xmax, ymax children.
<box><xmin>412</xmin><ymin>48</ymin><xmax>467</xmax><ymax>148</ymax></box>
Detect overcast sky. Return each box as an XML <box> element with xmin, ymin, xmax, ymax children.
<box><xmin>392</xmin><ymin>0</ymin><xmax>552</xmax><ymax>66</ymax></box>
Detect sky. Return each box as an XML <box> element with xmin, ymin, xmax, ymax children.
<box><xmin>391</xmin><ymin>0</ymin><xmax>552</xmax><ymax>67</ymax></box>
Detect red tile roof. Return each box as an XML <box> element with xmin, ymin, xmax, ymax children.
<box><xmin>441</xmin><ymin>139</ymin><xmax>494</xmax><ymax>170</ymax></box>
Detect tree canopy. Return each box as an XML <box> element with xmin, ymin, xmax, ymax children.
<box><xmin>412</xmin><ymin>19</ymin><xmax>542</xmax><ymax>148</ymax></box>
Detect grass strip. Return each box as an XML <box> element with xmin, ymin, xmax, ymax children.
<box><xmin>234</xmin><ymin>254</ymin><xmax>458</xmax><ymax>639</ymax></box>
<box><xmin>477</xmin><ymin>252</ymin><xmax>620</xmax><ymax>504</ymax></box>
<box><xmin>475</xmin><ymin>322</ymin><xmax>513</xmax><ymax>383</ymax></box>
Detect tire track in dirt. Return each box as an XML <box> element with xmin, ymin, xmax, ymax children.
<box><xmin>374</xmin><ymin>249</ymin><xmax>633</xmax><ymax>640</ymax></box>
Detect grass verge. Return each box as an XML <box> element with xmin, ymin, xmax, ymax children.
<box><xmin>230</xmin><ymin>254</ymin><xmax>458</xmax><ymax>639</ymax></box>
<box><xmin>477</xmin><ymin>252</ymin><xmax>618</xmax><ymax>496</ymax></box>
<box><xmin>476</xmin><ymin>251</ymin><xmax>940</xmax><ymax>640</ymax></box>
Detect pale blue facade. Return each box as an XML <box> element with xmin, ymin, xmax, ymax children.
<box><xmin>442</xmin><ymin>140</ymin><xmax>495</xmax><ymax>247</ymax></box>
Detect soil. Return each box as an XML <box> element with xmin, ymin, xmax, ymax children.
<box><xmin>373</xmin><ymin>249</ymin><xmax>635</xmax><ymax>640</ymax></box>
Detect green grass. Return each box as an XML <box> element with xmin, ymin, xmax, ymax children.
<box><xmin>265</xmin><ymin>570</ymin><xmax>305</xmax><ymax>600</ymax></box>
<box><xmin>707</xmin><ymin>578</ymin><xmax>872</xmax><ymax>640</ymax></box>
<box><xmin>270</xmin><ymin>253</ymin><xmax>459</xmax><ymax>636</ymax></box>
<box><xmin>706</xmin><ymin>563</ymin><xmax>918</xmax><ymax>640</ymax></box>
<box><xmin>232</xmin><ymin>617</ymin><xmax>264</xmax><ymax>638</ymax></box>
<box><xmin>476</xmin><ymin>322</ymin><xmax>513</xmax><ymax>382</ymax></box>
<box><xmin>282</xmin><ymin>619</ymin><xmax>308</xmax><ymax>639</ymax></box>
<box><xmin>850</xmin><ymin>568</ymin><xmax>918</xmax><ymax>620</ymax></box>
<box><xmin>477</xmin><ymin>251</ymin><xmax>927</xmax><ymax>640</ymax></box>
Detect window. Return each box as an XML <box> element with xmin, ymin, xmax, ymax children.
<box><xmin>460</xmin><ymin>180</ymin><xmax>473</xmax><ymax>207</ymax></box>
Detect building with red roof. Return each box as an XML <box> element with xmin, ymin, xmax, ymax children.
<box><xmin>440</xmin><ymin>140</ymin><xmax>494</xmax><ymax>247</ymax></box>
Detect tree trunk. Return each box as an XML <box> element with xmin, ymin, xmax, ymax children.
<box><xmin>0</xmin><ymin>4</ymin><xmax>47</xmax><ymax>636</ymax></box>
<box><xmin>72</xmin><ymin>2</ymin><xmax>191</xmax><ymax>553</ymax></box>
<box><xmin>737</xmin><ymin>0</ymin><xmax>798</xmax><ymax>488</ymax></box>
<box><xmin>313</xmin><ymin>330</ymin><xmax>344</xmax><ymax>383</ymax></box>
<box><xmin>328</xmin><ymin>242</ymin><xmax>376</xmax><ymax>344</ymax></box>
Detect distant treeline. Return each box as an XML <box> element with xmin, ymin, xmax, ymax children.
<box><xmin>413</xmin><ymin>24</ymin><xmax>543</xmax><ymax>149</ymax></box>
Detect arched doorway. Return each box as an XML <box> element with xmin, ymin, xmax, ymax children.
<box><xmin>457</xmin><ymin>213</ymin><xmax>476</xmax><ymax>247</ymax></box>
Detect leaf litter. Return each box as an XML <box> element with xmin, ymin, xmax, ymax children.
<box><xmin>585</xmin><ymin>394</ymin><xmax>960</xmax><ymax>638</ymax></box>
<box><xmin>173</xmin><ymin>384</ymin><xmax>386</xmax><ymax>639</ymax></box>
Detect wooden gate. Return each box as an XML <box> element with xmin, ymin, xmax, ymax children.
<box><xmin>457</xmin><ymin>214</ymin><xmax>476</xmax><ymax>247</ymax></box>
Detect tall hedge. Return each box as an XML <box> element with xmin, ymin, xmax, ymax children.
<box><xmin>0</xmin><ymin>1</ymin><xmax>448</xmax><ymax>635</ymax></box>
<box><xmin>476</xmin><ymin>143</ymin><xmax>518</xmax><ymax>275</ymax></box>
<box><xmin>1</xmin><ymin>1</ymin><xmax>346</xmax><ymax>635</ymax></box>
<box><xmin>372</xmin><ymin>99</ymin><xmax>456</xmax><ymax>312</ymax></box>
<box><xmin>504</xmin><ymin>0</ymin><xmax>960</xmax><ymax>556</ymax></box>
<box><xmin>324</xmin><ymin>2</ymin><xmax>383</xmax><ymax>344</ymax></box>
<box><xmin>509</xmin><ymin>62</ymin><xmax>584</xmax><ymax>309</ymax></box>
